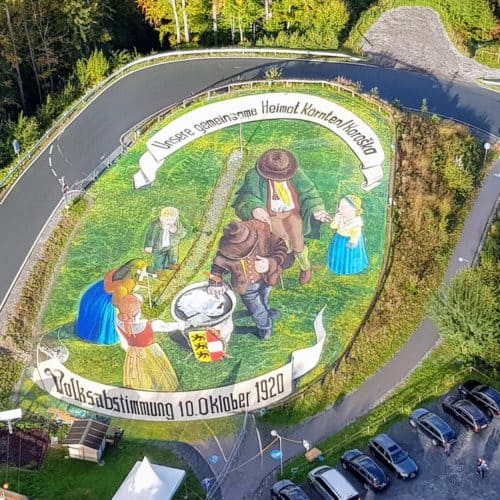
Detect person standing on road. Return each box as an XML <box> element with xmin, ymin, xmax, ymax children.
<box><xmin>444</xmin><ymin>441</ymin><xmax>452</xmax><ymax>457</ymax></box>
<box><xmin>477</xmin><ymin>458</ymin><xmax>488</xmax><ymax>478</ymax></box>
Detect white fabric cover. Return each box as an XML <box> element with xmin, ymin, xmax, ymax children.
<box><xmin>112</xmin><ymin>456</ymin><xmax>185</xmax><ymax>500</ymax></box>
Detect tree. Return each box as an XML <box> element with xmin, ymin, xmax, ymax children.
<box><xmin>136</xmin><ymin>0</ymin><xmax>182</xmax><ymax>46</ymax></box>
<box><xmin>220</xmin><ymin>0</ymin><xmax>262</xmax><ymax>44</ymax></box>
<box><xmin>61</xmin><ymin>0</ymin><xmax>114</xmax><ymax>55</ymax></box>
<box><xmin>75</xmin><ymin>49</ymin><xmax>110</xmax><ymax>90</ymax></box>
<box><xmin>430</xmin><ymin>268</ymin><xmax>499</xmax><ymax>366</ymax></box>
<box><xmin>2</xmin><ymin>2</ymin><xmax>26</xmax><ymax>110</ymax></box>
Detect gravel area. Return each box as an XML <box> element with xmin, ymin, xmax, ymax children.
<box><xmin>361</xmin><ymin>7</ymin><xmax>500</xmax><ymax>82</ymax></box>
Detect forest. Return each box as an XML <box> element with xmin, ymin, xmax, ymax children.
<box><xmin>0</xmin><ymin>0</ymin><xmax>498</xmax><ymax>172</ymax></box>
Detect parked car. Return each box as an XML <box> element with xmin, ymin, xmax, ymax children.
<box><xmin>442</xmin><ymin>395</ymin><xmax>489</xmax><ymax>432</ymax></box>
<box><xmin>409</xmin><ymin>408</ymin><xmax>457</xmax><ymax>447</ymax></box>
<box><xmin>271</xmin><ymin>479</ymin><xmax>310</xmax><ymax>500</ymax></box>
<box><xmin>368</xmin><ymin>433</ymin><xmax>418</xmax><ymax>479</ymax></box>
<box><xmin>340</xmin><ymin>449</ymin><xmax>390</xmax><ymax>492</ymax></box>
<box><xmin>308</xmin><ymin>466</ymin><xmax>360</xmax><ymax>500</ymax></box>
<box><xmin>458</xmin><ymin>380</ymin><xmax>500</xmax><ymax>418</ymax></box>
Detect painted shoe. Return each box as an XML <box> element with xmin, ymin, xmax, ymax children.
<box><xmin>299</xmin><ymin>268</ymin><xmax>312</xmax><ymax>285</ymax></box>
<box><xmin>267</xmin><ymin>309</ymin><xmax>281</xmax><ymax>321</ymax></box>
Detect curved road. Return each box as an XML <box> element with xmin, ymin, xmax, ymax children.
<box><xmin>1</xmin><ymin>57</ymin><xmax>499</xmax><ymax>312</ymax></box>
<box><xmin>0</xmin><ymin>57</ymin><xmax>499</xmax><ymax>498</ymax></box>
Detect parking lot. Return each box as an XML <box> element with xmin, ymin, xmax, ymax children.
<box><xmin>302</xmin><ymin>397</ymin><xmax>500</xmax><ymax>499</ymax></box>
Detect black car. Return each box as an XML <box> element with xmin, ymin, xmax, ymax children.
<box><xmin>458</xmin><ymin>380</ymin><xmax>500</xmax><ymax>418</ymax></box>
<box><xmin>368</xmin><ymin>433</ymin><xmax>418</xmax><ymax>479</ymax></box>
<box><xmin>341</xmin><ymin>449</ymin><xmax>390</xmax><ymax>492</ymax></box>
<box><xmin>442</xmin><ymin>395</ymin><xmax>489</xmax><ymax>432</ymax></box>
<box><xmin>409</xmin><ymin>408</ymin><xmax>457</xmax><ymax>447</ymax></box>
<box><xmin>271</xmin><ymin>479</ymin><xmax>310</xmax><ymax>500</ymax></box>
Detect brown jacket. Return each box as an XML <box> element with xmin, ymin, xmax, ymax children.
<box><xmin>210</xmin><ymin>220</ymin><xmax>290</xmax><ymax>294</ymax></box>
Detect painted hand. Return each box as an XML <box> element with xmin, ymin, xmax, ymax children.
<box><xmin>313</xmin><ymin>209</ymin><xmax>332</xmax><ymax>223</ymax></box>
<box><xmin>252</xmin><ymin>208</ymin><xmax>271</xmax><ymax>224</ymax></box>
<box><xmin>254</xmin><ymin>255</ymin><xmax>270</xmax><ymax>273</ymax></box>
<box><xmin>144</xmin><ymin>247</ymin><xmax>153</xmax><ymax>253</ymax></box>
<box><xmin>207</xmin><ymin>285</ymin><xmax>227</xmax><ymax>298</ymax></box>
<box><xmin>346</xmin><ymin>240</ymin><xmax>358</xmax><ymax>249</ymax></box>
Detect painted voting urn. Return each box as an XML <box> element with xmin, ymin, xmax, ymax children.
<box><xmin>171</xmin><ymin>282</ymin><xmax>236</xmax><ymax>349</ymax></box>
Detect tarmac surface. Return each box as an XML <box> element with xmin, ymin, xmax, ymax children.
<box><xmin>0</xmin><ymin>53</ymin><xmax>499</xmax><ymax>499</ymax></box>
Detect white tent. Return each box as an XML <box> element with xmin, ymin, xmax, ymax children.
<box><xmin>112</xmin><ymin>456</ymin><xmax>186</xmax><ymax>500</ymax></box>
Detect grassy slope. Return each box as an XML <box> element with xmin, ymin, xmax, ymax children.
<box><xmin>0</xmin><ymin>439</ymin><xmax>204</xmax><ymax>500</ymax></box>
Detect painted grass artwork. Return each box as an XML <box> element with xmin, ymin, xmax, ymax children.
<box><xmin>40</xmin><ymin>86</ymin><xmax>393</xmax><ymax>395</ymax></box>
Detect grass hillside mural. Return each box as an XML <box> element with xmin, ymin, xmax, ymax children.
<box><xmin>37</xmin><ymin>85</ymin><xmax>392</xmax><ymax>405</ymax></box>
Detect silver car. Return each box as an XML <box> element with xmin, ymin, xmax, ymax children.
<box><xmin>308</xmin><ymin>466</ymin><xmax>360</xmax><ymax>500</ymax></box>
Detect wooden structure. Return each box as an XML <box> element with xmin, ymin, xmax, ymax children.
<box><xmin>304</xmin><ymin>447</ymin><xmax>323</xmax><ymax>462</ymax></box>
<box><xmin>63</xmin><ymin>419</ymin><xmax>109</xmax><ymax>463</ymax></box>
<box><xmin>0</xmin><ymin>487</ymin><xmax>28</xmax><ymax>500</ymax></box>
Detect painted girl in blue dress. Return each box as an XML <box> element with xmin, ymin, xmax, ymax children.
<box><xmin>76</xmin><ymin>259</ymin><xmax>147</xmax><ymax>345</ymax></box>
<box><xmin>327</xmin><ymin>195</ymin><xmax>368</xmax><ymax>275</ymax></box>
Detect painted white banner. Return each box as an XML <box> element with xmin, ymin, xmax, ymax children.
<box><xmin>33</xmin><ymin>308</ymin><xmax>327</xmax><ymax>421</ymax></box>
<box><xmin>134</xmin><ymin>92</ymin><xmax>385</xmax><ymax>191</ymax></box>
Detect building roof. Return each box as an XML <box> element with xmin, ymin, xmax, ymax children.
<box><xmin>63</xmin><ymin>419</ymin><xmax>109</xmax><ymax>450</ymax></box>
<box><xmin>112</xmin><ymin>457</ymin><xmax>185</xmax><ymax>500</ymax></box>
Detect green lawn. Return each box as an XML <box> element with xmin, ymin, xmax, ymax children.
<box><xmin>38</xmin><ymin>85</ymin><xmax>393</xmax><ymax>393</ymax></box>
<box><xmin>0</xmin><ymin>439</ymin><xmax>204</xmax><ymax>500</ymax></box>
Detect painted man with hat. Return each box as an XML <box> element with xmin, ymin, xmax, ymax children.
<box><xmin>233</xmin><ymin>149</ymin><xmax>331</xmax><ymax>285</ymax></box>
<box><xmin>207</xmin><ymin>220</ymin><xmax>291</xmax><ymax>340</ymax></box>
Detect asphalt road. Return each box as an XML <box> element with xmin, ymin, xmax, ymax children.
<box><xmin>1</xmin><ymin>57</ymin><xmax>500</xmax><ymax>312</ymax></box>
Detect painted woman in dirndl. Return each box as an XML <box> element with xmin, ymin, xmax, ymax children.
<box><xmin>327</xmin><ymin>195</ymin><xmax>368</xmax><ymax>275</ymax></box>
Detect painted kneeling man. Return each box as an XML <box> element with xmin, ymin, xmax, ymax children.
<box><xmin>207</xmin><ymin>220</ymin><xmax>291</xmax><ymax>340</ymax></box>
<box><xmin>115</xmin><ymin>293</ymin><xmax>186</xmax><ymax>392</ymax></box>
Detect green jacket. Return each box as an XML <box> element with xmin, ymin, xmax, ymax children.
<box><xmin>232</xmin><ymin>167</ymin><xmax>325</xmax><ymax>239</ymax></box>
<box><xmin>144</xmin><ymin>220</ymin><xmax>187</xmax><ymax>251</ymax></box>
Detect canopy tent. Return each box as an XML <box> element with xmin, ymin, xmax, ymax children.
<box><xmin>112</xmin><ymin>456</ymin><xmax>185</xmax><ymax>500</ymax></box>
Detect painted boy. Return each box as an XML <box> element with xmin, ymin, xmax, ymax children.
<box><xmin>144</xmin><ymin>206</ymin><xmax>187</xmax><ymax>273</ymax></box>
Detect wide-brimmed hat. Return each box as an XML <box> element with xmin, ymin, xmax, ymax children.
<box><xmin>219</xmin><ymin>221</ymin><xmax>258</xmax><ymax>260</ymax></box>
<box><xmin>256</xmin><ymin>149</ymin><xmax>298</xmax><ymax>181</ymax></box>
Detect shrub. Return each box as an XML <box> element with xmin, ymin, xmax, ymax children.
<box><xmin>75</xmin><ymin>50</ymin><xmax>111</xmax><ymax>91</ymax></box>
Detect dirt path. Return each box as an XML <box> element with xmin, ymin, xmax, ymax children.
<box><xmin>155</xmin><ymin>149</ymin><xmax>244</xmax><ymax>308</ymax></box>
<box><xmin>361</xmin><ymin>7</ymin><xmax>500</xmax><ymax>82</ymax></box>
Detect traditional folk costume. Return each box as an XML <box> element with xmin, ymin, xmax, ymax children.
<box><xmin>76</xmin><ymin>259</ymin><xmax>144</xmax><ymax>345</ymax></box>
<box><xmin>327</xmin><ymin>197</ymin><xmax>368</xmax><ymax>275</ymax></box>
<box><xmin>144</xmin><ymin>207</ymin><xmax>187</xmax><ymax>272</ymax></box>
<box><xmin>233</xmin><ymin>149</ymin><xmax>325</xmax><ymax>285</ymax></box>
<box><xmin>209</xmin><ymin>220</ymin><xmax>292</xmax><ymax>340</ymax></box>
<box><xmin>116</xmin><ymin>319</ymin><xmax>180</xmax><ymax>391</ymax></box>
